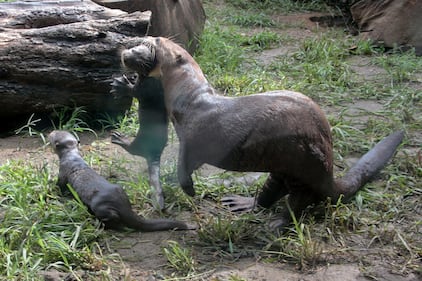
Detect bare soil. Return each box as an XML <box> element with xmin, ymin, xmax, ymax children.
<box><xmin>1</xmin><ymin>10</ymin><xmax>420</xmax><ymax>281</ymax></box>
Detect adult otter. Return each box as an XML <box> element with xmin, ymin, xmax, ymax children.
<box><xmin>119</xmin><ymin>36</ymin><xmax>404</xmax><ymax>229</ymax></box>
<box><xmin>110</xmin><ymin>76</ymin><xmax>168</xmax><ymax>210</ymax></box>
<box><xmin>49</xmin><ymin>130</ymin><xmax>194</xmax><ymax>231</ymax></box>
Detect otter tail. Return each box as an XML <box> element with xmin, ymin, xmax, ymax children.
<box><xmin>335</xmin><ymin>130</ymin><xmax>404</xmax><ymax>201</ymax></box>
<box><xmin>124</xmin><ymin>212</ymin><xmax>195</xmax><ymax>232</ymax></box>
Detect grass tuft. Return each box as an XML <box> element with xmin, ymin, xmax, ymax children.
<box><xmin>226</xmin><ymin>11</ymin><xmax>276</xmax><ymax>27</ymax></box>
<box><xmin>163</xmin><ymin>240</ymin><xmax>196</xmax><ymax>276</ymax></box>
<box><xmin>223</xmin><ymin>0</ymin><xmax>327</xmax><ymax>12</ymax></box>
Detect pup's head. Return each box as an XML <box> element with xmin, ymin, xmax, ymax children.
<box><xmin>120</xmin><ymin>37</ymin><xmax>158</xmax><ymax>78</ymax></box>
<box><xmin>48</xmin><ymin>130</ymin><xmax>79</xmax><ymax>158</ymax></box>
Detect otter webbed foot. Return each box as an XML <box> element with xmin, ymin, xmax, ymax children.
<box><xmin>268</xmin><ymin>215</ymin><xmax>291</xmax><ymax>232</ymax></box>
<box><xmin>221</xmin><ymin>195</ymin><xmax>256</xmax><ymax>212</ymax></box>
<box><xmin>110</xmin><ymin>131</ymin><xmax>132</xmax><ymax>151</ymax></box>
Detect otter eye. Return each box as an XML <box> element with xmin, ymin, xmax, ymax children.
<box><xmin>176</xmin><ymin>54</ymin><xmax>183</xmax><ymax>64</ymax></box>
<box><xmin>55</xmin><ymin>141</ymin><xmax>65</xmax><ymax>149</ymax></box>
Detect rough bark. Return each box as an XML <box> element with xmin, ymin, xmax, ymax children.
<box><xmin>0</xmin><ymin>0</ymin><xmax>152</xmax><ymax>132</ymax></box>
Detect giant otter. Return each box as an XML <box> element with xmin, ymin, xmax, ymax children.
<box><xmin>118</xmin><ymin>36</ymin><xmax>404</xmax><ymax>229</ymax></box>
<box><xmin>49</xmin><ymin>130</ymin><xmax>194</xmax><ymax>231</ymax></box>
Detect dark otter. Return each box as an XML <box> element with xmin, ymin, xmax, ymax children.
<box><xmin>119</xmin><ymin>36</ymin><xmax>404</xmax><ymax>229</ymax></box>
<box><xmin>110</xmin><ymin>75</ymin><xmax>168</xmax><ymax>210</ymax></box>
<box><xmin>48</xmin><ymin>130</ymin><xmax>194</xmax><ymax>231</ymax></box>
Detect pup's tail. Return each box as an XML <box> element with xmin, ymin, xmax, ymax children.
<box><xmin>125</xmin><ymin>212</ymin><xmax>196</xmax><ymax>232</ymax></box>
<box><xmin>334</xmin><ymin>130</ymin><xmax>404</xmax><ymax>200</ymax></box>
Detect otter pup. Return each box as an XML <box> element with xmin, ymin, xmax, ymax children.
<box><xmin>118</xmin><ymin>36</ymin><xmax>404</xmax><ymax>229</ymax></box>
<box><xmin>110</xmin><ymin>75</ymin><xmax>168</xmax><ymax>210</ymax></box>
<box><xmin>49</xmin><ymin>130</ymin><xmax>194</xmax><ymax>231</ymax></box>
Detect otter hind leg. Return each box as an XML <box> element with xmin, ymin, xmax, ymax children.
<box><xmin>111</xmin><ymin>131</ymin><xmax>134</xmax><ymax>154</ymax></box>
<box><xmin>177</xmin><ymin>144</ymin><xmax>196</xmax><ymax>196</ymax></box>
<box><xmin>111</xmin><ymin>131</ymin><xmax>150</xmax><ymax>158</ymax></box>
<box><xmin>269</xmin><ymin>188</ymin><xmax>319</xmax><ymax>231</ymax></box>
<box><xmin>147</xmin><ymin>158</ymin><xmax>164</xmax><ymax>210</ymax></box>
<box><xmin>94</xmin><ymin>206</ymin><xmax>123</xmax><ymax>230</ymax></box>
<box><xmin>221</xmin><ymin>173</ymin><xmax>289</xmax><ymax>212</ymax></box>
<box><xmin>111</xmin><ymin>132</ymin><xmax>166</xmax><ymax>210</ymax></box>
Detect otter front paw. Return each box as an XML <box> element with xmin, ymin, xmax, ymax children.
<box><xmin>221</xmin><ymin>195</ymin><xmax>256</xmax><ymax>212</ymax></box>
<box><xmin>110</xmin><ymin>74</ymin><xmax>137</xmax><ymax>98</ymax></box>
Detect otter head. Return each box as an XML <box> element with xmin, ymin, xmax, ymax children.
<box><xmin>48</xmin><ymin>130</ymin><xmax>79</xmax><ymax>158</ymax></box>
<box><xmin>120</xmin><ymin>37</ymin><xmax>158</xmax><ymax>78</ymax></box>
<box><xmin>121</xmin><ymin>37</ymin><xmax>190</xmax><ymax>80</ymax></box>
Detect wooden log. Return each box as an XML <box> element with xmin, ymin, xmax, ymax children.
<box><xmin>0</xmin><ymin>0</ymin><xmax>152</xmax><ymax>132</ymax></box>
<box><xmin>0</xmin><ymin>0</ymin><xmax>127</xmax><ymax>28</ymax></box>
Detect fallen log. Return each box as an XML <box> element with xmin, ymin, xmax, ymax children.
<box><xmin>0</xmin><ymin>0</ymin><xmax>152</xmax><ymax>132</ymax></box>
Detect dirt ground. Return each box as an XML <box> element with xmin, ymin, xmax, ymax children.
<box><xmin>1</xmin><ymin>10</ymin><xmax>421</xmax><ymax>281</ymax></box>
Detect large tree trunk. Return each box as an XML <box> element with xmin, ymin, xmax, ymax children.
<box><xmin>0</xmin><ymin>0</ymin><xmax>152</xmax><ymax>132</ymax></box>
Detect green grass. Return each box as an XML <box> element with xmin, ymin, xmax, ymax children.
<box><xmin>163</xmin><ymin>241</ymin><xmax>196</xmax><ymax>276</ymax></box>
<box><xmin>1</xmin><ymin>0</ymin><xmax>421</xmax><ymax>279</ymax></box>
<box><xmin>0</xmin><ymin>161</ymin><xmax>104</xmax><ymax>279</ymax></box>
<box><xmin>241</xmin><ymin>30</ymin><xmax>282</xmax><ymax>50</ymax></box>
<box><xmin>374</xmin><ymin>49</ymin><xmax>422</xmax><ymax>84</ymax></box>
<box><xmin>226</xmin><ymin>11</ymin><xmax>276</xmax><ymax>27</ymax></box>
<box><xmin>266</xmin><ymin>32</ymin><xmax>358</xmax><ymax>102</ymax></box>
<box><xmin>221</xmin><ymin>0</ymin><xmax>327</xmax><ymax>12</ymax></box>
